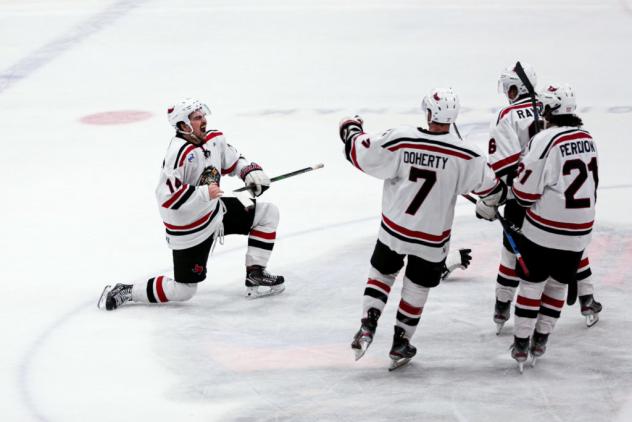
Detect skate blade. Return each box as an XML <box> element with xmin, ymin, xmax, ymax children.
<box><xmin>97</xmin><ymin>285</ymin><xmax>112</xmax><ymax>310</ymax></box>
<box><xmin>530</xmin><ymin>356</ymin><xmax>538</xmax><ymax>368</ymax></box>
<box><xmin>388</xmin><ymin>357</ymin><xmax>411</xmax><ymax>372</ymax></box>
<box><xmin>586</xmin><ymin>313</ymin><xmax>599</xmax><ymax>327</ymax></box>
<box><xmin>246</xmin><ymin>284</ymin><xmax>285</xmax><ymax>299</ymax></box>
<box><xmin>518</xmin><ymin>362</ymin><xmax>524</xmax><ymax>374</ymax></box>
<box><xmin>353</xmin><ymin>339</ymin><xmax>371</xmax><ymax>361</ymax></box>
<box><xmin>495</xmin><ymin>322</ymin><xmax>505</xmax><ymax>336</ymax></box>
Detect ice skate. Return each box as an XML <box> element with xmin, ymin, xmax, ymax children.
<box><xmin>98</xmin><ymin>283</ymin><xmax>132</xmax><ymax>311</ymax></box>
<box><xmin>388</xmin><ymin>326</ymin><xmax>417</xmax><ymax>371</ymax></box>
<box><xmin>529</xmin><ymin>331</ymin><xmax>549</xmax><ymax>367</ymax></box>
<box><xmin>510</xmin><ymin>336</ymin><xmax>529</xmax><ymax>374</ymax></box>
<box><xmin>579</xmin><ymin>294</ymin><xmax>602</xmax><ymax>327</ymax></box>
<box><xmin>245</xmin><ymin>266</ymin><xmax>285</xmax><ymax>299</ymax></box>
<box><xmin>351</xmin><ymin>308</ymin><xmax>380</xmax><ymax>361</ymax></box>
<box><xmin>494</xmin><ymin>299</ymin><xmax>511</xmax><ymax>335</ymax></box>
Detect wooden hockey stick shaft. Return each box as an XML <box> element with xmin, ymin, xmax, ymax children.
<box><xmin>233</xmin><ymin>163</ymin><xmax>324</xmax><ymax>192</ymax></box>
<box><xmin>462</xmin><ymin>193</ymin><xmax>530</xmax><ymax>277</ymax></box>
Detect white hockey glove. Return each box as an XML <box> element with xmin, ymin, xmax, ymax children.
<box><xmin>441</xmin><ymin>248</ymin><xmax>472</xmax><ymax>280</ymax></box>
<box><xmin>475</xmin><ymin>199</ymin><xmax>498</xmax><ymax>221</ymax></box>
<box><xmin>339</xmin><ymin>115</ymin><xmax>364</xmax><ymax>143</ymax></box>
<box><xmin>240</xmin><ymin>163</ymin><xmax>270</xmax><ymax>197</ymax></box>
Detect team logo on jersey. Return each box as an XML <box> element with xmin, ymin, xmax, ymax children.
<box><xmin>188</xmin><ymin>154</ymin><xmax>195</xmax><ymax>162</ymax></box>
<box><xmin>197</xmin><ymin>166</ymin><xmax>221</xmax><ymax>186</ymax></box>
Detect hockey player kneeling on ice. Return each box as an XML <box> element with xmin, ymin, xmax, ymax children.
<box><xmin>98</xmin><ymin>98</ymin><xmax>284</xmax><ymax>310</ymax></box>
<box><xmin>340</xmin><ymin>88</ymin><xmax>506</xmax><ymax>370</ymax></box>
<box><xmin>489</xmin><ymin>63</ymin><xmax>601</xmax><ymax>332</ymax></box>
<box><xmin>509</xmin><ymin>84</ymin><xmax>598</xmax><ymax>371</ymax></box>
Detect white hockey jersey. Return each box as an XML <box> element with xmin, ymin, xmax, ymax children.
<box><xmin>488</xmin><ymin>96</ymin><xmax>541</xmax><ymax>181</ymax></box>
<box><xmin>156</xmin><ymin>130</ymin><xmax>249</xmax><ymax>250</ymax></box>
<box><xmin>346</xmin><ymin>126</ymin><xmax>500</xmax><ymax>262</ymax></box>
<box><xmin>512</xmin><ymin>126</ymin><xmax>598</xmax><ymax>252</ymax></box>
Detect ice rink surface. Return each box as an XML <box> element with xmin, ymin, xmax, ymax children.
<box><xmin>2</xmin><ymin>0</ymin><xmax>632</xmax><ymax>420</ymax></box>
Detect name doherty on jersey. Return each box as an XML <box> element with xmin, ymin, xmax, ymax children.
<box><xmin>559</xmin><ymin>139</ymin><xmax>596</xmax><ymax>157</ymax></box>
<box><xmin>403</xmin><ymin>151</ymin><xmax>449</xmax><ymax>169</ymax></box>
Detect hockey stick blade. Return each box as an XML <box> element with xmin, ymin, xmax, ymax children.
<box><xmin>233</xmin><ymin>163</ymin><xmax>324</xmax><ymax>192</ymax></box>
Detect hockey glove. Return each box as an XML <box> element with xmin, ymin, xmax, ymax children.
<box><xmin>441</xmin><ymin>248</ymin><xmax>472</xmax><ymax>280</ymax></box>
<box><xmin>339</xmin><ymin>115</ymin><xmax>364</xmax><ymax>143</ymax></box>
<box><xmin>240</xmin><ymin>163</ymin><xmax>270</xmax><ymax>197</ymax></box>
<box><xmin>475</xmin><ymin>199</ymin><xmax>498</xmax><ymax>221</ymax></box>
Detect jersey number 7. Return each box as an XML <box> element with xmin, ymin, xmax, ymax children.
<box><xmin>406</xmin><ymin>167</ymin><xmax>437</xmax><ymax>215</ymax></box>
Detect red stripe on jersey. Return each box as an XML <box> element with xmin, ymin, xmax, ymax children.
<box><xmin>382</xmin><ymin>214</ymin><xmax>451</xmax><ymax>242</ymax></box>
<box><xmin>156</xmin><ymin>276</ymin><xmax>168</xmax><ymax>303</ymax></box>
<box><xmin>222</xmin><ymin>160</ymin><xmax>239</xmax><ymax>175</ymax></box>
<box><xmin>551</xmin><ymin>131</ymin><xmax>593</xmax><ymax>149</ymax></box>
<box><xmin>163</xmin><ymin>209</ymin><xmax>214</xmax><ymax>230</ymax></box>
<box><xmin>526</xmin><ymin>209</ymin><xmax>594</xmax><ymax>230</ymax></box>
<box><xmin>490</xmin><ymin>152</ymin><xmax>521</xmax><ymax>171</ymax></box>
<box><xmin>162</xmin><ymin>184</ymin><xmax>189</xmax><ymax>208</ymax></box>
<box><xmin>178</xmin><ymin>145</ymin><xmax>197</xmax><ymax>167</ymax></box>
<box><xmin>351</xmin><ymin>139</ymin><xmax>363</xmax><ymax>171</ymax></box>
<box><xmin>249</xmin><ymin>230</ymin><xmax>276</xmax><ymax>240</ymax></box>
<box><xmin>517</xmin><ymin>295</ymin><xmax>541</xmax><ymax>308</ymax></box>
<box><xmin>541</xmin><ymin>294</ymin><xmax>564</xmax><ymax>309</ymax></box>
<box><xmin>399</xmin><ymin>299</ymin><xmax>422</xmax><ymax>316</ymax></box>
<box><xmin>498</xmin><ymin>102</ymin><xmax>533</xmax><ymax>122</ymax></box>
<box><xmin>205</xmin><ymin>131</ymin><xmax>223</xmax><ymax>142</ymax></box>
<box><xmin>473</xmin><ymin>179</ymin><xmax>499</xmax><ymax>197</ymax></box>
<box><xmin>512</xmin><ymin>186</ymin><xmax>541</xmax><ymax>201</ymax></box>
<box><xmin>580</xmin><ymin>257</ymin><xmax>589</xmax><ymax>267</ymax></box>
<box><xmin>499</xmin><ymin>264</ymin><xmax>517</xmax><ymax>277</ymax></box>
<box><xmin>367</xmin><ymin>278</ymin><xmax>391</xmax><ymax>293</ymax></box>
<box><xmin>387</xmin><ymin>143</ymin><xmax>473</xmax><ymax>160</ymax></box>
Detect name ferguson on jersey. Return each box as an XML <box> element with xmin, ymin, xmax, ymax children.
<box><xmin>559</xmin><ymin>139</ymin><xmax>596</xmax><ymax>157</ymax></box>
<box><xmin>403</xmin><ymin>151</ymin><xmax>449</xmax><ymax>169</ymax></box>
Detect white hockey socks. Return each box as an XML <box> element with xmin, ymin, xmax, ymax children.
<box><xmin>577</xmin><ymin>254</ymin><xmax>594</xmax><ymax>297</ymax></box>
<box><xmin>535</xmin><ymin>278</ymin><xmax>567</xmax><ymax>335</ymax></box>
<box><xmin>131</xmin><ymin>276</ymin><xmax>198</xmax><ymax>304</ymax></box>
<box><xmin>395</xmin><ymin>276</ymin><xmax>429</xmax><ymax>339</ymax></box>
<box><xmin>246</xmin><ymin>202</ymin><xmax>279</xmax><ymax>268</ymax></box>
<box><xmin>495</xmin><ymin>246</ymin><xmax>519</xmax><ymax>303</ymax></box>
<box><xmin>514</xmin><ymin>280</ymin><xmax>545</xmax><ymax>339</ymax></box>
<box><xmin>362</xmin><ymin>266</ymin><xmax>397</xmax><ymax>317</ymax></box>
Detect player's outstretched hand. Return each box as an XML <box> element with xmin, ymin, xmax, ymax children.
<box><xmin>208</xmin><ymin>182</ymin><xmax>223</xmax><ymax>199</ymax></box>
<box><xmin>339</xmin><ymin>115</ymin><xmax>364</xmax><ymax>143</ymax></box>
<box><xmin>240</xmin><ymin>163</ymin><xmax>270</xmax><ymax>197</ymax></box>
<box><xmin>475</xmin><ymin>198</ymin><xmax>498</xmax><ymax>221</ymax></box>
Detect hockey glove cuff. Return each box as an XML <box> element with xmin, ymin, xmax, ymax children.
<box><xmin>240</xmin><ymin>163</ymin><xmax>270</xmax><ymax>197</ymax></box>
<box><xmin>339</xmin><ymin>115</ymin><xmax>364</xmax><ymax>144</ymax></box>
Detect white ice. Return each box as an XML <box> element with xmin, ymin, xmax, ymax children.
<box><xmin>1</xmin><ymin>0</ymin><xmax>632</xmax><ymax>421</ymax></box>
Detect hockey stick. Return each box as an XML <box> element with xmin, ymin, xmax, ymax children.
<box><xmin>514</xmin><ymin>61</ymin><xmax>541</xmax><ymax>136</ymax></box>
<box><xmin>233</xmin><ymin>163</ymin><xmax>324</xmax><ymax>192</ymax></box>
<box><xmin>462</xmin><ymin>193</ymin><xmax>529</xmax><ymax>277</ymax></box>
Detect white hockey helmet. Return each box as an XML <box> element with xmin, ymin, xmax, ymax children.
<box><xmin>421</xmin><ymin>88</ymin><xmax>460</xmax><ymax>124</ymax></box>
<box><xmin>497</xmin><ymin>63</ymin><xmax>537</xmax><ymax>100</ymax></box>
<box><xmin>167</xmin><ymin>98</ymin><xmax>211</xmax><ymax>131</ymax></box>
<box><xmin>540</xmin><ymin>84</ymin><xmax>577</xmax><ymax>115</ymax></box>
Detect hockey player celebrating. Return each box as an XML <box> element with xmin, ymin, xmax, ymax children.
<box><xmin>98</xmin><ymin>98</ymin><xmax>284</xmax><ymax>310</ymax></box>
<box><xmin>509</xmin><ymin>84</ymin><xmax>599</xmax><ymax>371</ymax></box>
<box><xmin>340</xmin><ymin>88</ymin><xmax>506</xmax><ymax>370</ymax></box>
<box><xmin>489</xmin><ymin>64</ymin><xmax>601</xmax><ymax>332</ymax></box>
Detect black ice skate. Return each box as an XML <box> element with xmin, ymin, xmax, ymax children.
<box><xmin>388</xmin><ymin>326</ymin><xmax>417</xmax><ymax>371</ymax></box>
<box><xmin>510</xmin><ymin>336</ymin><xmax>530</xmax><ymax>374</ymax></box>
<box><xmin>529</xmin><ymin>331</ymin><xmax>549</xmax><ymax>367</ymax></box>
<box><xmin>579</xmin><ymin>294</ymin><xmax>602</xmax><ymax>327</ymax></box>
<box><xmin>494</xmin><ymin>299</ymin><xmax>511</xmax><ymax>335</ymax></box>
<box><xmin>98</xmin><ymin>283</ymin><xmax>132</xmax><ymax>311</ymax></box>
<box><xmin>351</xmin><ymin>308</ymin><xmax>381</xmax><ymax>361</ymax></box>
<box><xmin>245</xmin><ymin>265</ymin><xmax>285</xmax><ymax>299</ymax></box>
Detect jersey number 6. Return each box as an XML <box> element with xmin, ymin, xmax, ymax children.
<box><xmin>406</xmin><ymin>167</ymin><xmax>437</xmax><ymax>215</ymax></box>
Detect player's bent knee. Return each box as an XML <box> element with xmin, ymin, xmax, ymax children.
<box><xmin>173</xmin><ymin>282</ymin><xmax>198</xmax><ymax>301</ymax></box>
